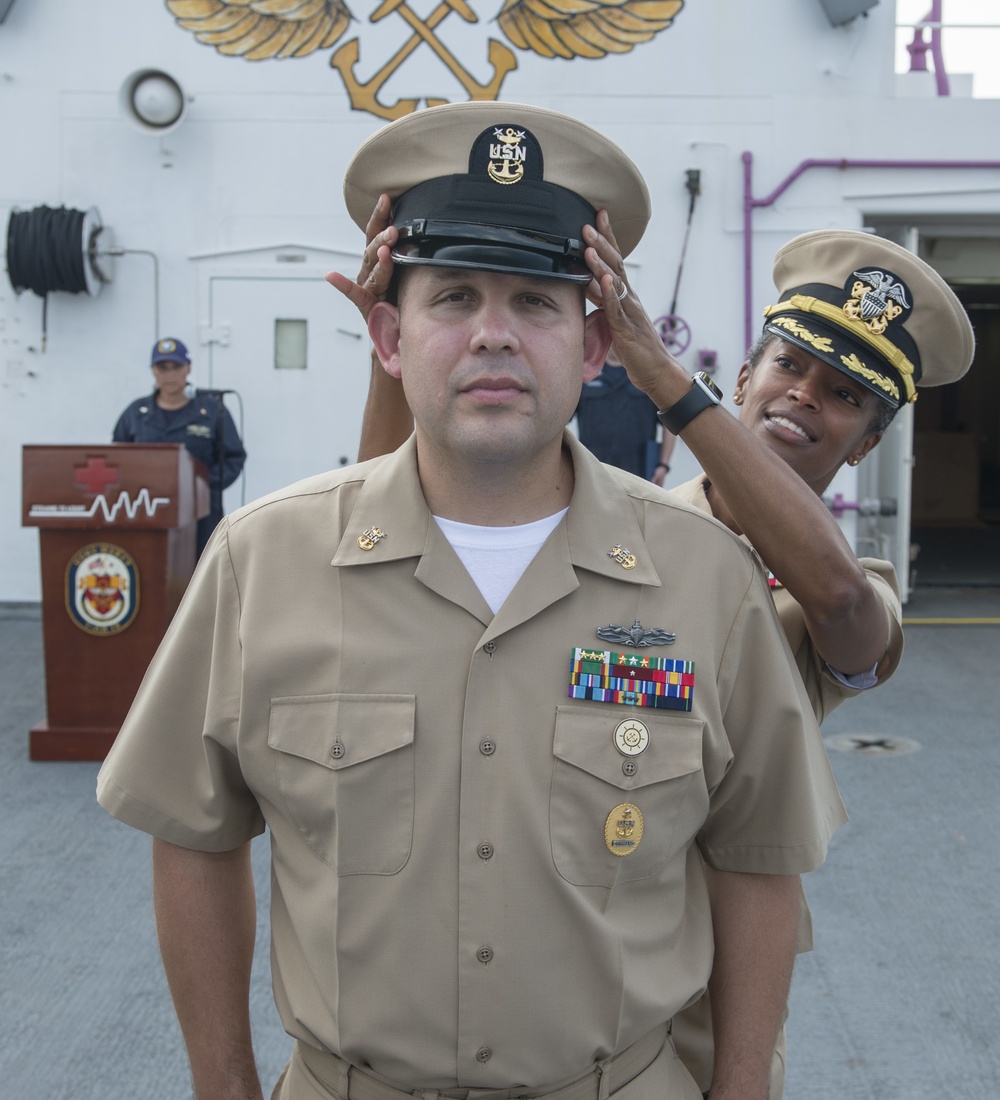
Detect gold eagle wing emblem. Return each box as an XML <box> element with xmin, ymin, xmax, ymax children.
<box><xmin>165</xmin><ymin>0</ymin><xmax>352</xmax><ymax>60</ymax></box>
<box><xmin>496</xmin><ymin>0</ymin><xmax>683</xmax><ymax>60</ymax></box>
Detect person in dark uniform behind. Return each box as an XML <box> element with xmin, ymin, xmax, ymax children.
<box><xmin>113</xmin><ymin>337</ymin><xmax>247</xmax><ymax>555</ymax></box>
<box><xmin>574</xmin><ymin>346</ymin><xmax>675</xmax><ymax>483</ymax></box>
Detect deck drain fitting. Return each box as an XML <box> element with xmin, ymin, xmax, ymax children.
<box><xmin>825</xmin><ymin>733</ymin><xmax>921</xmax><ymax>756</ymax></box>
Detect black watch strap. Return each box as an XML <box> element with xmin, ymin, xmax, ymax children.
<box><xmin>656</xmin><ymin>372</ymin><xmax>722</xmax><ymax>435</ymax></box>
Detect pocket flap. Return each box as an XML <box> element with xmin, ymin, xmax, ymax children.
<box><xmin>268</xmin><ymin>693</ymin><xmax>415</xmax><ymax>771</ymax></box>
<box><xmin>553</xmin><ymin>705</ymin><xmax>703</xmax><ymax>789</ymax></box>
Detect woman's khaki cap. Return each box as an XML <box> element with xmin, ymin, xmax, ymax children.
<box><xmin>343</xmin><ymin>101</ymin><xmax>650</xmax><ymax>283</ymax></box>
<box><xmin>763</xmin><ymin>229</ymin><xmax>975</xmax><ymax>408</ymax></box>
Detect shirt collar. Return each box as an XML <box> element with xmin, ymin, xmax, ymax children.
<box><xmin>332</xmin><ymin>431</ymin><xmax>662</xmax><ymax>590</ymax></box>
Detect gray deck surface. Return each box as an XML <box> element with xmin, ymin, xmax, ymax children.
<box><xmin>2</xmin><ymin>587</ymin><xmax>997</xmax><ymax>1099</ymax></box>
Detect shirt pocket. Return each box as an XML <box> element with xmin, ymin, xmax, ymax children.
<box><xmin>550</xmin><ymin>705</ymin><xmax>705</xmax><ymax>888</ymax></box>
<box><xmin>268</xmin><ymin>693</ymin><xmax>415</xmax><ymax>876</ymax></box>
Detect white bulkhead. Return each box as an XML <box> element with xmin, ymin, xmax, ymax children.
<box><xmin>2</xmin><ymin>0</ymin><xmax>998</xmax><ymax>600</ymax></box>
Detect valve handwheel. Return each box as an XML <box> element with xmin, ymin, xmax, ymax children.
<box><xmin>654</xmin><ymin>314</ymin><xmax>691</xmax><ymax>355</ymax></box>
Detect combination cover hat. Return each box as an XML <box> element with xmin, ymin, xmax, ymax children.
<box><xmin>150</xmin><ymin>337</ymin><xmax>190</xmax><ymax>365</ymax></box>
<box><xmin>343</xmin><ymin>101</ymin><xmax>651</xmax><ymax>283</ymax></box>
<box><xmin>762</xmin><ymin>229</ymin><xmax>975</xmax><ymax>408</ymax></box>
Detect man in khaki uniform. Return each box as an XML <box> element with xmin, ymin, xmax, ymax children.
<box><xmin>97</xmin><ymin>102</ymin><xmax>846</xmax><ymax>1100</ymax></box>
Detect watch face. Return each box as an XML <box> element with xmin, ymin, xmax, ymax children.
<box><xmin>694</xmin><ymin>372</ymin><xmax>722</xmax><ymax>401</ymax></box>
<box><xmin>657</xmin><ymin>371</ymin><xmax>722</xmax><ymax>434</ymax></box>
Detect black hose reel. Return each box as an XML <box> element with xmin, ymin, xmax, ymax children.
<box><xmin>6</xmin><ymin>204</ymin><xmax>113</xmax><ymax>347</ymax></box>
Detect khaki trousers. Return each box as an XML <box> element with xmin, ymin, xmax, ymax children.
<box><xmin>271</xmin><ymin>1027</ymin><xmax>702</xmax><ymax>1100</ymax></box>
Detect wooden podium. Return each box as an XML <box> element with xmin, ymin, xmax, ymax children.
<box><xmin>22</xmin><ymin>444</ymin><xmax>209</xmax><ymax>761</ymax></box>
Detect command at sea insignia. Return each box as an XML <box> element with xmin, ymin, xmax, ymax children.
<box><xmin>614</xmin><ymin>718</ymin><xmax>650</xmax><ymax>757</ymax></box>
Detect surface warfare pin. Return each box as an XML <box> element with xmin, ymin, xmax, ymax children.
<box><xmin>605</xmin><ymin>803</ymin><xmax>643</xmax><ymax>856</ymax></box>
<box><xmin>597</xmin><ymin>619</ymin><xmax>675</xmax><ymax>647</ymax></box>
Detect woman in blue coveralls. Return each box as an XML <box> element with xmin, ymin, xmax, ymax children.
<box><xmin>113</xmin><ymin>337</ymin><xmax>247</xmax><ymax>556</ymax></box>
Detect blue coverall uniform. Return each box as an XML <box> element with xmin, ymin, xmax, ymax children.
<box><xmin>574</xmin><ymin>363</ymin><xmax>660</xmax><ymax>478</ymax></box>
<box><xmin>113</xmin><ymin>392</ymin><xmax>246</xmax><ymax>555</ymax></box>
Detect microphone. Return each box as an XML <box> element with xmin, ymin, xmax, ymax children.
<box><xmin>194</xmin><ymin>387</ymin><xmax>237</xmax><ymax>397</ymax></box>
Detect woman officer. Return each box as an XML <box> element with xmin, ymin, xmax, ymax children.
<box><xmin>584</xmin><ymin>217</ymin><xmax>974</xmax><ymax>1097</ymax></box>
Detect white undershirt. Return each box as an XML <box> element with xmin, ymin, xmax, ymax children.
<box><xmin>828</xmin><ymin>664</ymin><xmax>879</xmax><ymax>690</ymax></box>
<box><xmin>433</xmin><ymin>509</ymin><xmax>568</xmax><ymax>613</ymax></box>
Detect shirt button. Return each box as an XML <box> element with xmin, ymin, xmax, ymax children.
<box><xmin>622</xmin><ymin>759</ymin><xmax>637</xmax><ymax>776</ymax></box>
<box><xmin>476</xmin><ymin>1048</ymin><xmax>492</xmax><ymax>1064</ymax></box>
<box><xmin>480</xmin><ymin>739</ymin><xmax>496</xmax><ymax>756</ymax></box>
<box><xmin>330</xmin><ymin>742</ymin><xmax>345</xmax><ymax>759</ymax></box>
<box><xmin>476</xmin><ymin>946</ymin><xmax>494</xmax><ymax>965</ymax></box>
<box><xmin>478</xmin><ymin>842</ymin><xmax>494</xmax><ymax>861</ymax></box>
<box><xmin>483</xmin><ymin>641</ymin><xmax>497</xmax><ymax>653</ymax></box>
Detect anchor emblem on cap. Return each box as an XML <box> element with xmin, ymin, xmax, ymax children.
<box><xmin>844</xmin><ymin>269</ymin><xmax>911</xmax><ymax>335</ymax></box>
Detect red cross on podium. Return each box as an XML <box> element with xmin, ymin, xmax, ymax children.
<box><xmin>74</xmin><ymin>456</ymin><xmax>120</xmax><ymax>496</ymax></box>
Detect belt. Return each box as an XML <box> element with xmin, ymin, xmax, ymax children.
<box><xmin>298</xmin><ymin>1024</ymin><xmax>669</xmax><ymax>1100</ymax></box>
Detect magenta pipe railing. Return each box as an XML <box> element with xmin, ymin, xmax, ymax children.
<box><xmin>927</xmin><ymin>1</ymin><xmax>951</xmax><ymax>97</ymax></box>
<box><xmin>905</xmin><ymin>4</ymin><xmax>950</xmax><ymax>95</ymax></box>
<box><xmin>741</xmin><ymin>152</ymin><xmax>1000</xmax><ymax>349</ymax></box>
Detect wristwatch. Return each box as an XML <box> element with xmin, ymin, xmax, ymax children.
<box><xmin>656</xmin><ymin>371</ymin><xmax>723</xmax><ymax>435</ymax></box>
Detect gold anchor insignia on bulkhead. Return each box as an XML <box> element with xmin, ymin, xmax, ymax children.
<box><xmin>166</xmin><ymin>0</ymin><xmax>686</xmax><ymax>121</ymax></box>
<box><xmin>331</xmin><ymin>0</ymin><xmax>518</xmax><ymax>121</ymax></box>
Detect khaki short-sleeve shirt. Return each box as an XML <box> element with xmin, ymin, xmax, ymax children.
<box><xmin>98</xmin><ymin>435</ymin><xmax>845</xmax><ymax>1091</ymax></box>
<box><xmin>671</xmin><ymin>475</ymin><xmax>904</xmax><ymax>725</ymax></box>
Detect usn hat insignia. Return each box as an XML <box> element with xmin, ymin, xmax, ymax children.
<box><xmin>473</xmin><ymin>126</ymin><xmax>538</xmax><ymax>187</ymax></box>
<box><xmin>762</xmin><ymin>229</ymin><xmax>974</xmax><ymax>408</ymax></box>
<box><xmin>344</xmin><ymin>101</ymin><xmax>650</xmax><ymax>284</ymax></box>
